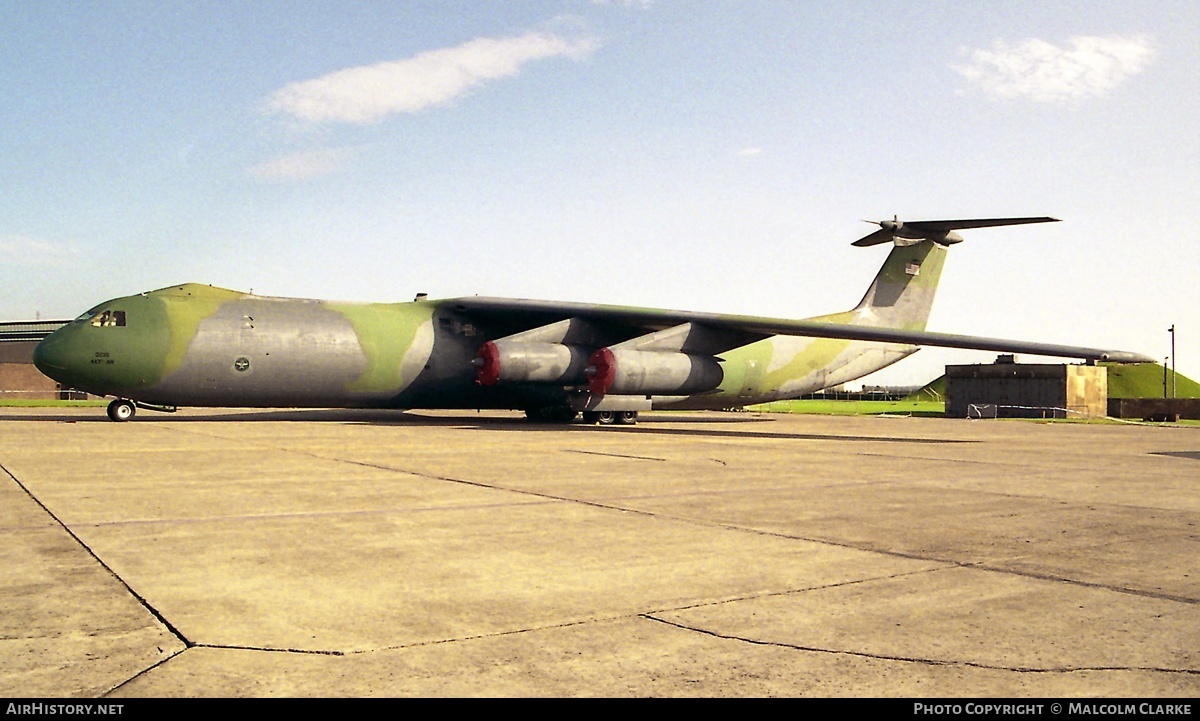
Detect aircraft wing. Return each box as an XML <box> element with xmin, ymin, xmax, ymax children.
<box><xmin>448</xmin><ymin>297</ymin><xmax>1154</xmax><ymax>363</ymax></box>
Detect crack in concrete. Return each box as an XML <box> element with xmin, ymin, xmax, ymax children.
<box><xmin>157</xmin><ymin>424</ymin><xmax>1200</xmax><ymax>608</ymax></box>
<box><xmin>192</xmin><ymin>642</ymin><xmax>345</xmax><ymax>656</ymax></box>
<box><xmin>2</xmin><ymin>461</ymin><xmax>195</xmax><ymax>699</ymax></box>
<box><xmin>0</xmin><ymin>461</ymin><xmax>192</xmax><ymax>646</ymax></box>
<box><xmin>34</xmin><ymin>423</ymin><xmax>1195</xmax><ymax>692</ymax></box>
<box><xmin>94</xmin><ymin>572</ymin><xmax>1200</xmax><ymax>680</ymax></box>
<box><xmin>565</xmin><ymin>449</ymin><xmax>667</xmax><ymax>461</ymax></box>
<box><xmin>640</xmin><ymin>615</ymin><xmax>1200</xmax><ymax>675</ymax></box>
<box><xmin>112</xmin><ymin>567</ymin><xmax>953</xmax><ymax>661</ymax></box>
<box><xmin>102</xmin><ymin>647</ymin><xmax>187</xmax><ymax>697</ymax></box>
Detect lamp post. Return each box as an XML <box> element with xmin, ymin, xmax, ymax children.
<box><xmin>1168</xmin><ymin>325</ymin><xmax>1176</xmax><ymax>399</ymax></box>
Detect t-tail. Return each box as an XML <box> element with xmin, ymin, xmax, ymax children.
<box><xmin>838</xmin><ymin>216</ymin><xmax>1060</xmax><ymax>332</ymax></box>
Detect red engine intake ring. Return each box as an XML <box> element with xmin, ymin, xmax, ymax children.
<box><xmin>587</xmin><ymin>347</ymin><xmax>616</xmax><ymax>396</ymax></box>
<box><xmin>474</xmin><ymin>341</ymin><xmax>501</xmax><ymax>386</ymax></box>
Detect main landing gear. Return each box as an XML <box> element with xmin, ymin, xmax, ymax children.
<box><xmin>582</xmin><ymin>410</ymin><xmax>638</xmax><ymax>425</ymax></box>
<box><xmin>106</xmin><ymin>398</ymin><xmax>136</xmax><ymax>422</ymax></box>
<box><xmin>523</xmin><ymin>407</ymin><xmax>639</xmax><ymax>425</ymax></box>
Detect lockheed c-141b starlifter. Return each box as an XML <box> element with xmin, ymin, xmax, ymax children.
<box><xmin>33</xmin><ymin>217</ymin><xmax>1152</xmax><ymax>423</ymax></box>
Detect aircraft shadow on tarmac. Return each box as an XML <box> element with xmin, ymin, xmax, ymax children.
<box><xmin>480</xmin><ymin>423</ymin><xmax>974</xmax><ymax>444</ymax></box>
<box><xmin>2</xmin><ymin>409</ymin><xmax>414</xmax><ymax>424</ymax></box>
<box><xmin>4</xmin><ymin>408</ymin><xmax>771</xmax><ymax>424</ymax></box>
<box><xmin>5</xmin><ymin>408</ymin><xmax>974</xmax><ymax>444</ymax></box>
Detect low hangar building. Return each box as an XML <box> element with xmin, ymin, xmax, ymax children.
<box><xmin>945</xmin><ymin>359</ymin><xmax>1108</xmax><ymax>419</ymax></box>
<box><xmin>0</xmin><ymin>320</ymin><xmax>70</xmax><ymax>400</ymax></box>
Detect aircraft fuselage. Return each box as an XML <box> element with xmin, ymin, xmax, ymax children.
<box><xmin>31</xmin><ymin>284</ymin><xmax>913</xmax><ymax>416</ymax></box>
<box><xmin>34</xmin><ymin>222</ymin><xmax>1152</xmax><ymax>422</ymax></box>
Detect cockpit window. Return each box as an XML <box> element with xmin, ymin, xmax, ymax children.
<box><xmin>90</xmin><ymin>310</ymin><xmax>126</xmax><ymax>328</ymax></box>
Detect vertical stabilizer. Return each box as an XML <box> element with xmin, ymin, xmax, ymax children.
<box><xmin>850</xmin><ymin>240</ymin><xmax>947</xmax><ymax>332</ymax></box>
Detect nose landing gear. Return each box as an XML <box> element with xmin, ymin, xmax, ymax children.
<box><xmin>106</xmin><ymin>398</ymin><xmax>136</xmax><ymax>422</ymax></box>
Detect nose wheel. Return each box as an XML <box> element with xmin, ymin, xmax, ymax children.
<box><xmin>106</xmin><ymin>399</ymin><xmax>136</xmax><ymax>422</ymax></box>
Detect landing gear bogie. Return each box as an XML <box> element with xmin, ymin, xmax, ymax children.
<box><xmin>583</xmin><ymin>410</ymin><xmax>638</xmax><ymax>425</ymax></box>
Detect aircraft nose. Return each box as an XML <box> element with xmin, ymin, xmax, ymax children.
<box><xmin>33</xmin><ymin>326</ymin><xmax>83</xmax><ymax>384</ymax></box>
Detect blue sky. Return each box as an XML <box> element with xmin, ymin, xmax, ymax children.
<box><xmin>3</xmin><ymin>1</ymin><xmax>1197</xmax><ymax>386</ymax></box>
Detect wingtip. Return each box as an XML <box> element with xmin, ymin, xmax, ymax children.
<box><xmin>1101</xmin><ymin>352</ymin><xmax>1158</xmax><ymax>364</ymax></box>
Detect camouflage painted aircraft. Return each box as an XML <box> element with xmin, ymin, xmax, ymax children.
<box><xmin>33</xmin><ymin>217</ymin><xmax>1152</xmax><ymax>423</ymax></box>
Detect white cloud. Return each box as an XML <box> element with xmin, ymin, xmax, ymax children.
<box><xmin>954</xmin><ymin>34</ymin><xmax>1154</xmax><ymax>103</ymax></box>
<box><xmin>0</xmin><ymin>233</ymin><xmax>79</xmax><ymax>266</ymax></box>
<box><xmin>738</xmin><ymin>147</ymin><xmax>762</xmax><ymax>156</ymax></box>
<box><xmin>247</xmin><ymin>147</ymin><xmax>356</xmax><ymax>181</ymax></box>
<box><xmin>262</xmin><ymin>31</ymin><xmax>600</xmax><ymax>125</ymax></box>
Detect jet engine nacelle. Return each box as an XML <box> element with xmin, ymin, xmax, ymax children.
<box><xmin>474</xmin><ymin>340</ymin><xmax>589</xmax><ymax>386</ymax></box>
<box><xmin>587</xmin><ymin>347</ymin><xmax>724</xmax><ymax>396</ymax></box>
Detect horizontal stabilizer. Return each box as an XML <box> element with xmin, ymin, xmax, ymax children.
<box><xmin>853</xmin><ymin>216</ymin><xmax>1059</xmax><ymax>247</ymax></box>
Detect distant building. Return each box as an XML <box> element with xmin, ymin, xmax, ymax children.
<box><xmin>1107</xmin><ymin>397</ymin><xmax>1200</xmax><ymax>421</ymax></box>
<box><xmin>0</xmin><ymin>321</ymin><xmax>71</xmax><ymax>400</ymax></box>
<box><xmin>945</xmin><ymin>362</ymin><xmax>1107</xmax><ymax>419</ymax></box>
